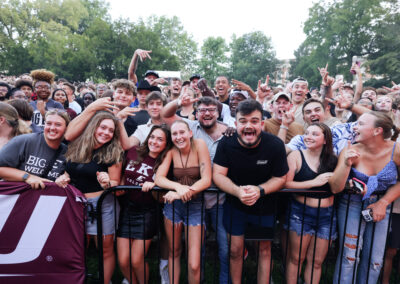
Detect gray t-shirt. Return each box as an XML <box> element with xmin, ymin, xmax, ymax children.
<box><xmin>0</xmin><ymin>133</ymin><xmax>67</xmax><ymax>180</ymax></box>
<box><xmin>30</xmin><ymin>99</ymin><xmax>64</xmax><ymax>129</ymax></box>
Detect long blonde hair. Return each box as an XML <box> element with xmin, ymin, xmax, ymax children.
<box><xmin>0</xmin><ymin>102</ymin><xmax>31</xmax><ymax>137</ymax></box>
<box><xmin>65</xmin><ymin>111</ymin><xmax>124</xmax><ymax>164</ymax></box>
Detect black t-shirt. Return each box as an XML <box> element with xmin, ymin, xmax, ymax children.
<box><xmin>124</xmin><ymin>116</ymin><xmax>138</xmax><ymax>136</ymax></box>
<box><xmin>66</xmin><ymin>157</ymin><xmax>112</xmax><ymax>194</ymax></box>
<box><xmin>133</xmin><ymin>110</ymin><xmax>150</xmax><ymax>126</ymax></box>
<box><xmin>213</xmin><ymin>131</ymin><xmax>289</xmax><ymax>215</ymax></box>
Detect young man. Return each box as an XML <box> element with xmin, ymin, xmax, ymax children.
<box><xmin>168</xmin><ymin>77</ymin><xmax>182</xmax><ymax>101</ymax></box>
<box><xmin>290</xmin><ymin>77</ymin><xmax>309</xmax><ymax>126</ymax></box>
<box><xmin>29</xmin><ymin>69</ymin><xmax>64</xmax><ymax>129</ymax></box>
<box><xmin>263</xmin><ymin>92</ymin><xmax>304</xmax><ymax>143</ymax></box>
<box><xmin>65</xmin><ymin>79</ymin><xmax>138</xmax><ymax>141</ymax></box>
<box><xmin>0</xmin><ymin>110</ymin><xmax>70</xmax><ymax>188</ymax></box>
<box><xmin>15</xmin><ymin>79</ymin><xmax>33</xmax><ymax>101</ymax></box>
<box><xmin>162</xmin><ymin>95</ymin><xmax>232</xmax><ymax>283</ymax></box>
<box><xmin>214</xmin><ymin>75</ymin><xmax>230</xmax><ymax>104</ymax></box>
<box><xmin>121</xmin><ymin>91</ymin><xmax>166</xmax><ymax>147</ymax></box>
<box><xmin>133</xmin><ymin>80</ymin><xmax>161</xmax><ymax>125</ymax></box>
<box><xmin>213</xmin><ymin>100</ymin><xmax>288</xmax><ymax>284</ymax></box>
<box><xmin>190</xmin><ymin>74</ymin><xmax>202</xmax><ymax>97</ymax></box>
<box><xmin>62</xmin><ymin>82</ymin><xmax>82</xmax><ymax>114</ymax></box>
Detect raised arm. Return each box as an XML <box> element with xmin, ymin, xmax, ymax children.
<box><xmin>328</xmin><ymin>142</ymin><xmax>359</xmax><ymax>194</ymax></box>
<box><xmin>352</xmin><ymin>63</ymin><xmax>363</xmax><ymax>103</ymax></box>
<box><xmin>64</xmin><ymin>98</ymin><xmax>118</xmax><ymax>141</ymax></box>
<box><xmin>128</xmin><ymin>49</ymin><xmax>152</xmax><ymax>84</ymax></box>
<box><xmin>161</xmin><ymin>93</ymin><xmax>198</xmax><ymax>126</ymax></box>
<box><xmin>231</xmin><ymin>79</ymin><xmax>256</xmax><ymax>99</ymax></box>
<box><xmin>117</xmin><ymin>119</ymin><xmax>139</xmax><ymax>150</ymax></box>
<box><xmin>188</xmin><ymin>139</ymin><xmax>212</xmax><ymax>193</ymax></box>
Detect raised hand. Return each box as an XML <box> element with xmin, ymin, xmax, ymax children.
<box><xmin>87</xmin><ymin>97</ymin><xmax>120</xmax><ymax>113</ymax></box>
<box><xmin>231</xmin><ymin>79</ymin><xmax>252</xmax><ymax>92</ymax></box>
<box><xmin>116</xmin><ymin>106</ymin><xmax>140</xmax><ymax>120</ymax></box>
<box><xmin>343</xmin><ymin>141</ymin><xmax>360</xmax><ymax>167</ymax></box>
<box><xmin>135</xmin><ymin>49</ymin><xmax>152</xmax><ymax>62</ymax></box>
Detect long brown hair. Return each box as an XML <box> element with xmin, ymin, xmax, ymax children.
<box><xmin>308</xmin><ymin>123</ymin><xmax>338</xmax><ymax>173</ymax></box>
<box><xmin>65</xmin><ymin>111</ymin><xmax>124</xmax><ymax>164</ymax></box>
<box><xmin>0</xmin><ymin>102</ymin><xmax>31</xmax><ymax>137</ymax></box>
<box><xmin>135</xmin><ymin>125</ymin><xmax>172</xmax><ymax>172</ymax></box>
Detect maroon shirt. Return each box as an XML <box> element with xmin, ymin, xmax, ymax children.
<box><xmin>123</xmin><ymin>147</ymin><xmax>157</xmax><ymax>205</ymax></box>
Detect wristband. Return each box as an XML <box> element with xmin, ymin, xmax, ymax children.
<box><xmin>280</xmin><ymin>124</ymin><xmax>289</xmax><ymax>130</ymax></box>
<box><xmin>346</xmin><ymin>102</ymin><xmax>354</xmax><ymax>110</ymax></box>
<box><xmin>258</xmin><ymin>185</ymin><xmax>265</xmax><ymax>197</ymax></box>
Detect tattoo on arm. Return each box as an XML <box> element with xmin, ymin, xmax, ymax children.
<box><xmin>200</xmin><ymin>162</ymin><xmax>205</xmax><ymax>174</ymax></box>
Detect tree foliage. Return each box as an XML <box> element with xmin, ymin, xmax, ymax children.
<box><xmin>292</xmin><ymin>0</ymin><xmax>400</xmax><ymax>87</ymax></box>
<box><xmin>197</xmin><ymin>36</ymin><xmax>229</xmax><ymax>83</ymax></box>
<box><xmin>230</xmin><ymin>32</ymin><xmax>277</xmax><ymax>89</ymax></box>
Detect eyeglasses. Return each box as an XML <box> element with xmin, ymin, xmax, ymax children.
<box><xmin>197</xmin><ymin>108</ymin><xmax>217</xmax><ymax>114</ymax></box>
<box><xmin>35</xmin><ymin>85</ymin><xmax>50</xmax><ymax>90</ymax></box>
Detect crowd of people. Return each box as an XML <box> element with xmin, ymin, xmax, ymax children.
<box><xmin>1</xmin><ymin>48</ymin><xmax>400</xmax><ymax>284</ymax></box>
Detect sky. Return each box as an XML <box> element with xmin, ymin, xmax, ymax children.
<box><xmin>108</xmin><ymin>0</ymin><xmax>316</xmax><ymax>60</ymax></box>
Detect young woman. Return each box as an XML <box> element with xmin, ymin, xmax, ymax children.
<box><xmin>56</xmin><ymin>111</ymin><xmax>124</xmax><ymax>284</ymax></box>
<box><xmin>176</xmin><ymin>86</ymin><xmax>197</xmax><ymax>120</ymax></box>
<box><xmin>285</xmin><ymin>123</ymin><xmax>337</xmax><ymax>284</ymax></box>
<box><xmin>155</xmin><ymin>120</ymin><xmax>212</xmax><ymax>284</ymax></box>
<box><xmin>117</xmin><ymin>125</ymin><xmax>172</xmax><ymax>284</ymax></box>
<box><xmin>329</xmin><ymin>111</ymin><xmax>400</xmax><ymax>284</ymax></box>
<box><xmin>52</xmin><ymin>88</ymin><xmax>77</xmax><ymax>120</ymax></box>
<box><xmin>0</xmin><ymin>102</ymin><xmax>31</xmax><ymax>149</ymax></box>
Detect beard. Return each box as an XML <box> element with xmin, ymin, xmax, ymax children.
<box><xmin>237</xmin><ymin>132</ymin><xmax>262</xmax><ymax>148</ymax></box>
<box><xmin>199</xmin><ymin>119</ymin><xmax>216</xmax><ymax>129</ymax></box>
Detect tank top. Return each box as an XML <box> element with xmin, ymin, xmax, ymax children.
<box><xmin>173</xmin><ymin>148</ymin><xmax>200</xmax><ymax>186</ymax></box>
<box><xmin>293</xmin><ymin>150</ymin><xmax>332</xmax><ymax>198</ymax></box>
<box><xmin>351</xmin><ymin>142</ymin><xmax>397</xmax><ymax>200</ymax></box>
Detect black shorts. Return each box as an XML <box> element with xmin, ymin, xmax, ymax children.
<box><xmin>117</xmin><ymin>201</ymin><xmax>158</xmax><ymax>240</ymax></box>
<box><xmin>388</xmin><ymin>213</ymin><xmax>400</xmax><ymax>249</ymax></box>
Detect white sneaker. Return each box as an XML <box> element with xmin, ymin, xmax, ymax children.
<box><xmin>159</xmin><ymin>260</ymin><xmax>169</xmax><ymax>284</ymax></box>
<box><xmin>121</xmin><ymin>278</ymin><xmax>129</xmax><ymax>284</ymax></box>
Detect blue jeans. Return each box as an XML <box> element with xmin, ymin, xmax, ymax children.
<box><xmin>205</xmin><ymin>204</ymin><xmax>231</xmax><ymax>284</ymax></box>
<box><xmin>333</xmin><ymin>195</ymin><xmax>391</xmax><ymax>284</ymax></box>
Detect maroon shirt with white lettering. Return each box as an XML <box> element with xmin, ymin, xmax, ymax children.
<box><xmin>123</xmin><ymin>147</ymin><xmax>157</xmax><ymax>205</ymax></box>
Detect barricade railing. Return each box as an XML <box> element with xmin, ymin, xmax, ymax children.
<box><xmin>90</xmin><ymin>186</ymin><xmax>400</xmax><ymax>284</ymax></box>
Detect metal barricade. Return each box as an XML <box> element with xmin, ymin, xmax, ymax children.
<box><xmin>89</xmin><ymin>186</ymin><xmax>400</xmax><ymax>284</ymax></box>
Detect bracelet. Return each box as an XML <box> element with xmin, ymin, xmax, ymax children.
<box><xmin>280</xmin><ymin>125</ymin><xmax>289</xmax><ymax>130</ymax></box>
<box><xmin>258</xmin><ymin>185</ymin><xmax>265</xmax><ymax>197</ymax></box>
<box><xmin>346</xmin><ymin>102</ymin><xmax>354</xmax><ymax>110</ymax></box>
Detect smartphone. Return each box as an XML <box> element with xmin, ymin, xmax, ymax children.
<box><xmin>350</xmin><ymin>56</ymin><xmax>361</xmax><ymax>74</ymax></box>
<box><xmin>361</xmin><ymin>208</ymin><xmax>373</xmax><ymax>222</ymax></box>
<box><xmin>352</xmin><ymin>177</ymin><xmax>366</xmax><ymax>195</ymax></box>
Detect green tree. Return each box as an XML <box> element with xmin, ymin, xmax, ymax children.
<box><xmin>143</xmin><ymin>15</ymin><xmax>198</xmax><ymax>78</ymax></box>
<box><xmin>292</xmin><ymin>0</ymin><xmax>399</xmax><ymax>87</ymax></box>
<box><xmin>230</xmin><ymin>31</ymin><xmax>277</xmax><ymax>89</ymax></box>
<box><xmin>197</xmin><ymin>36</ymin><xmax>229</xmax><ymax>83</ymax></box>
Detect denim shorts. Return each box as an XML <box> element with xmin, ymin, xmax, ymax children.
<box><xmin>284</xmin><ymin>198</ymin><xmax>337</xmax><ymax>240</ymax></box>
<box><xmin>86</xmin><ymin>194</ymin><xmax>119</xmax><ymax>236</ymax></box>
<box><xmin>117</xmin><ymin>201</ymin><xmax>158</xmax><ymax>240</ymax></box>
<box><xmin>223</xmin><ymin>201</ymin><xmax>274</xmax><ymax>237</ymax></box>
<box><xmin>163</xmin><ymin>197</ymin><xmax>205</xmax><ymax>227</ymax></box>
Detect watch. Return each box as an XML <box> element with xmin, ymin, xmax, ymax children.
<box><xmin>22</xmin><ymin>172</ymin><xmax>30</xmax><ymax>182</ymax></box>
<box><xmin>258</xmin><ymin>185</ymin><xmax>265</xmax><ymax>197</ymax></box>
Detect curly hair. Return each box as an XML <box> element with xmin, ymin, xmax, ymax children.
<box><xmin>30</xmin><ymin>69</ymin><xmax>55</xmax><ymax>86</ymax></box>
<box><xmin>65</xmin><ymin>111</ymin><xmax>124</xmax><ymax>164</ymax></box>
